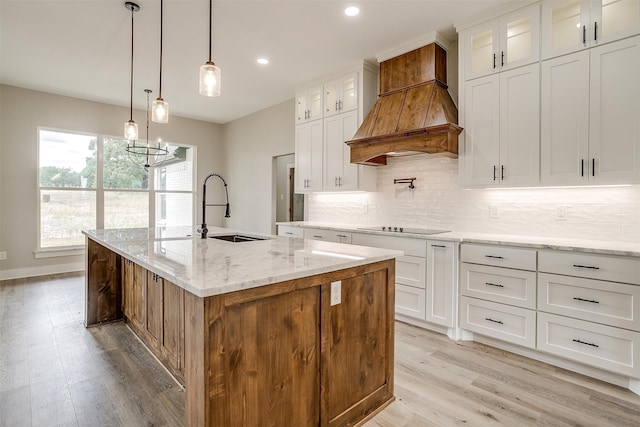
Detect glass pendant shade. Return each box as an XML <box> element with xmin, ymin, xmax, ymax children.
<box><xmin>199</xmin><ymin>61</ymin><xmax>221</xmax><ymax>97</ymax></box>
<box><xmin>152</xmin><ymin>97</ymin><xmax>169</xmax><ymax>123</ymax></box>
<box><xmin>124</xmin><ymin>120</ymin><xmax>138</xmax><ymax>140</ymax></box>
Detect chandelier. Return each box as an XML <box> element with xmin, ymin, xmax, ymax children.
<box><xmin>126</xmin><ymin>89</ymin><xmax>168</xmax><ymax>170</ymax></box>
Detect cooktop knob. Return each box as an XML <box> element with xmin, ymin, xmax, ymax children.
<box><xmin>382</xmin><ymin>226</ymin><xmax>386</xmax><ymax>231</ymax></box>
<box><xmin>400</xmin><ymin>227</ymin><xmax>403</xmax><ymax>232</ymax></box>
<box><xmin>393</xmin><ymin>227</ymin><xmax>398</xmax><ymax>232</ymax></box>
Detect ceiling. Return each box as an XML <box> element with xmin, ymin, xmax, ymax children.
<box><xmin>1</xmin><ymin>0</ymin><xmax>517</xmax><ymax>124</ymax></box>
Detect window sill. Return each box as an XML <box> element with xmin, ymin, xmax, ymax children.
<box><xmin>34</xmin><ymin>247</ymin><xmax>85</xmax><ymax>259</ymax></box>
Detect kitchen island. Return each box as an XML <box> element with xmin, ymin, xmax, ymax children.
<box><xmin>83</xmin><ymin>226</ymin><xmax>401</xmax><ymax>427</ymax></box>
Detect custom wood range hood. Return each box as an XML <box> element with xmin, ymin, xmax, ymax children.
<box><xmin>347</xmin><ymin>43</ymin><xmax>462</xmax><ymax>166</ymax></box>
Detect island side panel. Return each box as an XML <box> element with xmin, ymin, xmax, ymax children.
<box><xmin>321</xmin><ymin>259</ymin><xmax>395</xmax><ymax>427</ymax></box>
<box><xmin>206</xmin><ymin>286</ymin><xmax>321</xmax><ymax>427</ymax></box>
<box><xmin>85</xmin><ymin>238</ymin><xmax>122</xmax><ymax>326</ymax></box>
<box><xmin>185</xmin><ymin>291</ymin><xmax>208</xmax><ymax>427</ymax></box>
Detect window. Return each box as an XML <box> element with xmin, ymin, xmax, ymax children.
<box><xmin>38</xmin><ymin>129</ymin><xmax>195</xmax><ymax>250</ymax></box>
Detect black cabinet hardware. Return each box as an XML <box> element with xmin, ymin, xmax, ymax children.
<box><xmin>501</xmin><ymin>51</ymin><xmax>505</xmax><ymax>67</ymax></box>
<box><xmin>592</xmin><ymin>158</ymin><xmax>595</xmax><ymax>177</ymax></box>
<box><xmin>485</xmin><ymin>318</ymin><xmax>504</xmax><ymax>325</ymax></box>
<box><xmin>581</xmin><ymin>159</ymin><xmax>584</xmax><ymax>177</ymax></box>
<box><xmin>485</xmin><ymin>282</ymin><xmax>504</xmax><ymax>288</ymax></box>
<box><xmin>583</xmin><ymin>25</ymin><xmax>586</xmax><ymax>44</ymax></box>
<box><xmin>493</xmin><ymin>53</ymin><xmax>496</xmax><ymax>69</ymax></box>
<box><xmin>572</xmin><ymin>264</ymin><xmax>600</xmax><ymax>270</ymax></box>
<box><xmin>573</xmin><ymin>297</ymin><xmax>599</xmax><ymax>304</ymax></box>
<box><xmin>573</xmin><ymin>339</ymin><xmax>599</xmax><ymax>348</ymax></box>
<box><xmin>594</xmin><ymin>21</ymin><xmax>598</xmax><ymax>42</ymax></box>
<box><xmin>485</xmin><ymin>255</ymin><xmax>504</xmax><ymax>259</ymax></box>
<box><xmin>501</xmin><ymin>165</ymin><xmax>505</xmax><ymax>180</ymax></box>
<box><xmin>493</xmin><ymin>165</ymin><xmax>497</xmax><ymax>181</ymax></box>
<box><xmin>431</xmin><ymin>244</ymin><xmax>446</xmax><ymax>248</ymax></box>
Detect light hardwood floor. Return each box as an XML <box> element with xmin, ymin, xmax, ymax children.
<box><xmin>1</xmin><ymin>273</ymin><xmax>639</xmax><ymax>426</ymax></box>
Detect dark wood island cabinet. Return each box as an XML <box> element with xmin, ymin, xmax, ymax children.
<box><xmin>83</xmin><ymin>228</ymin><xmax>400</xmax><ymax>426</ymax></box>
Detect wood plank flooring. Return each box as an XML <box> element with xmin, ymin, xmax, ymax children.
<box><xmin>1</xmin><ymin>273</ymin><xmax>639</xmax><ymax>426</ymax></box>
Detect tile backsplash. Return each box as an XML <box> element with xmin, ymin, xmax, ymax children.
<box><xmin>307</xmin><ymin>154</ymin><xmax>640</xmax><ymax>242</ymax></box>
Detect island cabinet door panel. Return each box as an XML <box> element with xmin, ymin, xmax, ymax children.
<box><xmin>322</xmin><ymin>263</ymin><xmax>395</xmax><ymax>427</ymax></box>
<box><xmin>122</xmin><ymin>259</ymin><xmax>146</xmax><ymax>332</ymax></box>
<box><xmin>85</xmin><ymin>239</ymin><xmax>122</xmax><ymax>326</ymax></box>
<box><xmin>161</xmin><ymin>279</ymin><xmax>184</xmax><ymax>376</ymax></box>
<box><xmin>145</xmin><ymin>271</ymin><xmax>162</xmax><ymax>348</ymax></box>
<box><xmin>206</xmin><ymin>287</ymin><xmax>321</xmax><ymax>427</ymax></box>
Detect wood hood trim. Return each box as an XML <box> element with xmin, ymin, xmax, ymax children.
<box><xmin>347</xmin><ymin>43</ymin><xmax>462</xmax><ymax>166</ymax></box>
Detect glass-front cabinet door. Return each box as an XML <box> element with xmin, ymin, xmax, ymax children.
<box><xmin>324</xmin><ymin>73</ymin><xmax>358</xmax><ymax>116</ymax></box>
<box><xmin>295</xmin><ymin>85</ymin><xmax>323</xmax><ymax>124</ymax></box>
<box><xmin>463</xmin><ymin>4</ymin><xmax>539</xmax><ymax>80</ymax></box>
<box><xmin>542</xmin><ymin>0</ymin><xmax>640</xmax><ymax>59</ymax></box>
<box><xmin>593</xmin><ymin>0</ymin><xmax>640</xmax><ymax>46</ymax></box>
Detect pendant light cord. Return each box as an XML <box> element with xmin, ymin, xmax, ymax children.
<box><xmin>158</xmin><ymin>0</ymin><xmax>163</xmax><ymax>98</ymax></box>
<box><xmin>208</xmin><ymin>0</ymin><xmax>212</xmax><ymax>62</ymax></box>
<box><xmin>129</xmin><ymin>6</ymin><xmax>134</xmax><ymax>121</ymax></box>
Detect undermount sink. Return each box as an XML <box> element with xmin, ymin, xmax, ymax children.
<box><xmin>209</xmin><ymin>234</ymin><xmax>268</xmax><ymax>243</ymax></box>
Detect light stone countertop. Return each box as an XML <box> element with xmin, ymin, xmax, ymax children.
<box><xmin>83</xmin><ymin>227</ymin><xmax>403</xmax><ymax>298</ymax></box>
<box><xmin>276</xmin><ymin>221</ymin><xmax>640</xmax><ymax>258</ymax></box>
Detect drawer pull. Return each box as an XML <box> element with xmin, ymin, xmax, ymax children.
<box><xmin>431</xmin><ymin>244</ymin><xmax>446</xmax><ymax>248</ymax></box>
<box><xmin>312</xmin><ymin>235</ymin><xmax>322</xmax><ymax>238</ymax></box>
<box><xmin>485</xmin><ymin>255</ymin><xmax>504</xmax><ymax>259</ymax></box>
<box><xmin>572</xmin><ymin>339</ymin><xmax>599</xmax><ymax>348</ymax></box>
<box><xmin>572</xmin><ymin>264</ymin><xmax>600</xmax><ymax>270</ymax></box>
<box><xmin>336</xmin><ymin>234</ymin><xmax>348</xmax><ymax>238</ymax></box>
<box><xmin>285</xmin><ymin>232</ymin><xmax>293</xmax><ymax>235</ymax></box>
<box><xmin>573</xmin><ymin>297</ymin><xmax>599</xmax><ymax>304</ymax></box>
<box><xmin>485</xmin><ymin>282</ymin><xmax>504</xmax><ymax>288</ymax></box>
<box><xmin>485</xmin><ymin>318</ymin><xmax>504</xmax><ymax>325</ymax></box>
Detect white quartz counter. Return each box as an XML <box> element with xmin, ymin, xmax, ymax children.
<box><xmin>83</xmin><ymin>227</ymin><xmax>402</xmax><ymax>298</ymax></box>
<box><xmin>276</xmin><ymin>221</ymin><xmax>640</xmax><ymax>258</ymax></box>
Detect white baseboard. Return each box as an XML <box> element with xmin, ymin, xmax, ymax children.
<box><xmin>0</xmin><ymin>262</ymin><xmax>84</xmax><ymax>281</ymax></box>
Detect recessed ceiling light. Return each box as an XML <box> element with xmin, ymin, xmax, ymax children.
<box><xmin>257</xmin><ymin>58</ymin><xmax>269</xmax><ymax>65</ymax></box>
<box><xmin>344</xmin><ymin>6</ymin><xmax>360</xmax><ymax>16</ymax></box>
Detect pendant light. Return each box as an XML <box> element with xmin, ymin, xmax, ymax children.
<box><xmin>124</xmin><ymin>1</ymin><xmax>139</xmax><ymax>140</ymax></box>
<box><xmin>126</xmin><ymin>89</ymin><xmax>169</xmax><ymax>170</ymax></box>
<box><xmin>152</xmin><ymin>0</ymin><xmax>169</xmax><ymax>123</ymax></box>
<box><xmin>199</xmin><ymin>0</ymin><xmax>221</xmax><ymax>97</ymax></box>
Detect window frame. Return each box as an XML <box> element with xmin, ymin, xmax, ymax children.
<box><xmin>36</xmin><ymin>127</ymin><xmax>197</xmax><ymax>253</ymax></box>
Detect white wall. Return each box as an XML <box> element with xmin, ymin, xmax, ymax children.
<box><xmin>307</xmin><ymin>154</ymin><xmax>640</xmax><ymax>243</ymax></box>
<box><xmin>221</xmin><ymin>99</ymin><xmax>294</xmax><ymax>235</ymax></box>
<box><xmin>0</xmin><ymin>85</ymin><xmax>223</xmax><ymax>279</ymax></box>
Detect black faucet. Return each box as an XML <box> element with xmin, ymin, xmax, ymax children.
<box><xmin>197</xmin><ymin>173</ymin><xmax>230</xmax><ymax>239</ymax></box>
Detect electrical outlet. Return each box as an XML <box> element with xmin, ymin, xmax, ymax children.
<box><xmin>557</xmin><ymin>205</ymin><xmax>568</xmax><ymax>220</ymax></box>
<box><xmin>331</xmin><ymin>281</ymin><xmax>342</xmax><ymax>306</ymax></box>
<box><xmin>0</xmin><ymin>251</ymin><xmax>6</xmax><ymax>260</ymax></box>
<box><xmin>490</xmin><ymin>204</ymin><xmax>500</xmax><ymax>218</ymax></box>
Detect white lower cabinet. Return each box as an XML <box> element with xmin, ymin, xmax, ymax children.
<box><xmin>395</xmin><ymin>284</ymin><xmax>426</xmax><ymax>320</ymax></box>
<box><xmin>277</xmin><ymin>225</ymin><xmax>304</xmax><ymax>238</ymax></box>
<box><xmin>460</xmin><ymin>295</ymin><xmax>537</xmax><ymax>349</ymax></box>
<box><xmin>302</xmin><ymin>227</ymin><xmax>352</xmax><ymax>244</ymax></box>
<box><xmin>538</xmin><ymin>312</ymin><xmax>640</xmax><ymax>377</ymax></box>
<box><xmin>426</xmin><ymin>241</ymin><xmax>457</xmax><ymax>327</ymax></box>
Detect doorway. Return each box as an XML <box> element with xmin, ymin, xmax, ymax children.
<box><xmin>274</xmin><ymin>154</ymin><xmax>304</xmax><ymax>223</ymax></box>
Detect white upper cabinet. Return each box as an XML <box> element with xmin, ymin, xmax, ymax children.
<box><xmin>464</xmin><ymin>63</ymin><xmax>540</xmax><ymax>187</ymax></box>
<box><xmin>541</xmin><ymin>36</ymin><xmax>640</xmax><ymax>185</ymax></box>
<box><xmin>463</xmin><ymin>4</ymin><xmax>541</xmax><ymax>80</ymax></box>
<box><xmin>295</xmin><ymin>85</ymin><xmax>323</xmax><ymax>124</ymax></box>
<box><xmin>323</xmin><ymin>72</ymin><xmax>358</xmax><ymax>117</ymax></box>
<box><xmin>542</xmin><ymin>0</ymin><xmax>640</xmax><ymax>60</ymax></box>
<box><xmin>294</xmin><ymin>64</ymin><xmax>378</xmax><ymax>193</ymax></box>
<box><xmin>589</xmin><ymin>36</ymin><xmax>640</xmax><ymax>183</ymax></box>
<box><xmin>294</xmin><ymin>120</ymin><xmax>323</xmax><ymax>192</ymax></box>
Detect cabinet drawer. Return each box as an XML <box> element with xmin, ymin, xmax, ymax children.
<box><xmin>461</xmin><ymin>244</ymin><xmax>537</xmax><ymax>270</ymax></box>
<box><xmin>396</xmin><ymin>255</ymin><xmax>427</xmax><ymax>289</ymax></box>
<box><xmin>395</xmin><ymin>284</ymin><xmax>426</xmax><ymax>320</ymax></box>
<box><xmin>278</xmin><ymin>225</ymin><xmax>303</xmax><ymax>238</ymax></box>
<box><xmin>538</xmin><ymin>250</ymin><xmax>640</xmax><ymax>285</ymax></box>
<box><xmin>460</xmin><ymin>263</ymin><xmax>537</xmax><ymax>309</ymax></box>
<box><xmin>538</xmin><ymin>273</ymin><xmax>640</xmax><ymax>331</ymax></box>
<box><xmin>303</xmin><ymin>228</ymin><xmax>352</xmax><ymax>244</ymax></box>
<box><xmin>459</xmin><ymin>296</ymin><xmax>536</xmax><ymax>348</ymax></box>
<box><xmin>352</xmin><ymin>233</ymin><xmax>426</xmax><ymax>257</ymax></box>
<box><xmin>537</xmin><ymin>312</ymin><xmax>640</xmax><ymax>377</ymax></box>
